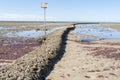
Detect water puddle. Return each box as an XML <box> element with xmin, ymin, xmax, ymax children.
<box><xmin>74</xmin><ymin>24</ymin><xmax>120</xmax><ymax>41</ymax></box>
<box><xmin>80</xmin><ymin>38</ymin><xmax>97</xmax><ymax>42</ymax></box>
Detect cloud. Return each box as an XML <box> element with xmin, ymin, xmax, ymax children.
<box><xmin>0</xmin><ymin>13</ymin><xmax>57</xmax><ymax>21</ymax></box>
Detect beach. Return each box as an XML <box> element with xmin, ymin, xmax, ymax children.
<box><xmin>0</xmin><ymin>23</ymin><xmax>120</xmax><ymax>80</ymax></box>
<box><xmin>1</xmin><ymin>0</ymin><xmax>120</xmax><ymax>80</ymax></box>
<box><xmin>46</xmin><ymin>30</ymin><xmax>120</xmax><ymax>80</ymax></box>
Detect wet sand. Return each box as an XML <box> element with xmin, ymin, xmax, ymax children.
<box><xmin>46</xmin><ymin>31</ymin><xmax>120</xmax><ymax>80</ymax></box>
<box><xmin>103</xmin><ymin>24</ymin><xmax>120</xmax><ymax>31</ymax></box>
<box><xmin>0</xmin><ymin>22</ymin><xmax>71</xmax><ymax>31</ymax></box>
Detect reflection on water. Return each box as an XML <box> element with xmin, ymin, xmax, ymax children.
<box><xmin>74</xmin><ymin>24</ymin><xmax>120</xmax><ymax>41</ymax></box>
<box><xmin>4</xmin><ymin>26</ymin><xmax>65</xmax><ymax>38</ymax></box>
<box><xmin>17</xmin><ymin>30</ymin><xmax>44</xmax><ymax>38</ymax></box>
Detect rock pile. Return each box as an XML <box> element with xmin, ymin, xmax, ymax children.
<box><xmin>0</xmin><ymin>26</ymin><xmax>74</xmax><ymax>80</ymax></box>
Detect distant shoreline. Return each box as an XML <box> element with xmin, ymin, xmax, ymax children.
<box><xmin>0</xmin><ymin>21</ymin><xmax>120</xmax><ymax>24</ymax></box>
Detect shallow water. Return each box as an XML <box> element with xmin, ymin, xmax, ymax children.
<box><xmin>74</xmin><ymin>24</ymin><xmax>120</xmax><ymax>41</ymax></box>
<box><xmin>4</xmin><ymin>26</ymin><xmax>65</xmax><ymax>38</ymax></box>
<box><xmin>0</xmin><ymin>26</ymin><xmax>66</xmax><ymax>45</ymax></box>
<box><xmin>17</xmin><ymin>30</ymin><xmax>44</xmax><ymax>38</ymax></box>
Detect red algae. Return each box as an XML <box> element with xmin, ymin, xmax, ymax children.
<box><xmin>84</xmin><ymin>46</ymin><xmax>120</xmax><ymax>60</ymax></box>
<box><xmin>91</xmin><ymin>47</ymin><xmax>120</xmax><ymax>60</ymax></box>
<box><xmin>0</xmin><ymin>38</ymin><xmax>39</xmax><ymax>62</ymax></box>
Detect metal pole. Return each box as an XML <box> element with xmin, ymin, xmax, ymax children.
<box><xmin>44</xmin><ymin>8</ymin><xmax>46</xmax><ymax>38</ymax></box>
<box><xmin>41</xmin><ymin>2</ymin><xmax>48</xmax><ymax>40</ymax></box>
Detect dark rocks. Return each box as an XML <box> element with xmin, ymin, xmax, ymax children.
<box><xmin>85</xmin><ymin>75</ymin><xmax>91</xmax><ymax>78</ymax></box>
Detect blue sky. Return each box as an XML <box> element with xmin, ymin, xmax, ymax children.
<box><xmin>0</xmin><ymin>0</ymin><xmax>120</xmax><ymax>22</ymax></box>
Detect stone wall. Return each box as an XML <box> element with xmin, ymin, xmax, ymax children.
<box><xmin>0</xmin><ymin>26</ymin><xmax>75</xmax><ymax>80</ymax></box>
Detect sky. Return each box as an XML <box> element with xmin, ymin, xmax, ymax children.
<box><xmin>0</xmin><ymin>0</ymin><xmax>120</xmax><ymax>22</ymax></box>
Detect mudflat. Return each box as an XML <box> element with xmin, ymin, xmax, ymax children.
<box><xmin>0</xmin><ymin>22</ymin><xmax>72</xmax><ymax>66</ymax></box>
<box><xmin>46</xmin><ymin>31</ymin><xmax>120</xmax><ymax>80</ymax></box>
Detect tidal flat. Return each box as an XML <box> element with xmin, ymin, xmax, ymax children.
<box><xmin>0</xmin><ymin>22</ymin><xmax>120</xmax><ymax>80</ymax></box>
<box><xmin>47</xmin><ymin>24</ymin><xmax>120</xmax><ymax>80</ymax></box>
<box><xmin>0</xmin><ymin>21</ymin><xmax>71</xmax><ymax>65</ymax></box>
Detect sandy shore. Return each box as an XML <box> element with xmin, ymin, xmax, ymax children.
<box><xmin>46</xmin><ymin>31</ymin><xmax>120</xmax><ymax>80</ymax></box>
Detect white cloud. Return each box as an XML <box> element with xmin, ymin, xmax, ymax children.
<box><xmin>0</xmin><ymin>13</ymin><xmax>57</xmax><ymax>21</ymax></box>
